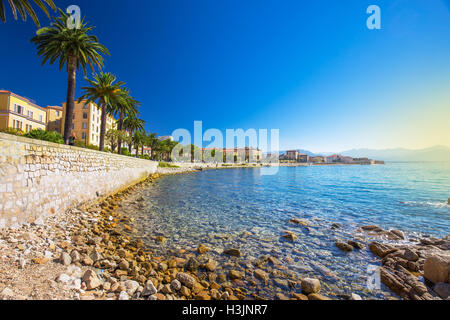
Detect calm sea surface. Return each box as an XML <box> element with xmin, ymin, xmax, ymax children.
<box><xmin>121</xmin><ymin>162</ymin><xmax>450</xmax><ymax>299</ymax></box>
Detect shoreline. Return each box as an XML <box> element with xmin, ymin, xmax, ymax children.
<box><xmin>0</xmin><ymin>168</ymin><xmax>448</xmax><ymax>300</ymax></box>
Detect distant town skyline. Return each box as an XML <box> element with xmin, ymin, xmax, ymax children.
<box><xmin>0</xmin><ymin>0</ymin><xmax>449</xmax><ymax>152</ymax></box>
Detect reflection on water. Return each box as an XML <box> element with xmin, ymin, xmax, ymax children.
<box><xmin>119</xmin><ymin>163</ymin><xmax>450</xmax><ymax>299</ymax></box>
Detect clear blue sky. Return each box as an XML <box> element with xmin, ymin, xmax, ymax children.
<box><xmin>1</xmin><ymin>0</ymin><xmax>449</xmax><ymax>152</ymax></box>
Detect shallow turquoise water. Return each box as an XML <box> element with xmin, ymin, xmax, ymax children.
<box><xmin>124</xmin><ymin>162</ymin><xmax>450</xmax><ymax>299</ymax></box>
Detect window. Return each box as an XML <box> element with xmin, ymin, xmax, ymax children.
<box><xmin>13</xmin><ymin>120</ymin><xmax>23</xmax><ymax>130</ymax></box>
<box><xmin>55</xmin><ymin>111</ymin><xmax>60</xmax><ymax>117</ymax></box>
<box><xmin>92</xmin><ymin>134</ymin><xmax>95</xmax><ymax>140</ymax></box>
<box><xmin>82</xmin><ymin>122</ymin><xmax>87</xmax><ymax>129</ymax></box>
<box><xmin>83</xmin><ymin>112</ymin><xmax>88</xmax><ymax>119</ymax></box>
<box><xmin>72</xmin><ymin>114</ymin><xmax>75</xmax><ymax>120</ymax></box>
<box><xmin>27</xmin><ymin>110</ymin><xmax>34</xmax><ymax>118</ymax></box>
<box><xmin>72</xmin><ymin>124</ymin><xmax>74</xmax><ymax>129</ymax></box>
<box><xmin>14</xmin><ymin>104</ymin><xmax>24</xmax><ymax>114</ymax></box>
<box><xmin>83</xmin><ymin>104</ymin><xmax>88</xmax><ymax>109</ymax></box>
<box><xmin>82</xmin><ymin>132</ymin><xmax>87</xmax><ymax>140</ymax></box>
<box><xmin>39</xmin><ymin>115</ymin><xmax>43</xmax><ymax>122</ymax></box>
<box><xmin>25</xmin><ymin>124</ymin><xmax>32</xmax><ymax>132</ymax></box>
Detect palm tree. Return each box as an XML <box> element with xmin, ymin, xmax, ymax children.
<box><xmin>31</xmin><ymin>9</ymin><xmax>109</xmax><ymax>144</ymax></box>
<box><xmin>78</xmin><ymin>72</ymin><xmax>125</xmax><ymax>151</ymax></box>
<box><xmin>132</xmin><ymin>131</ymin><xmax>147</xmax><ymax>157</ymax></box>
<box><xmin>123</xmin><ymin>115</ymin><xmax>145</xmax><ymax>153</ymax></box>
<box><xmin>146</xmin><ymin>132</ymin><xmax>158</xmax><ymax>160</ymax></box>
<box><xmin>110</xmin><ymin>88</ymin><xmax>139</xmax><ymax>154</ymax></box>
<box><xmin>0</xmin><ymin>0</ymin><xmax>55</xmax><ymax>27</ymax></box>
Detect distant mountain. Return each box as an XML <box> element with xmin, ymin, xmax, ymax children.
<box><xmin>340</xmin><ymin>146</ymin><xmax>450</xmax><ymax>162</ymax></box>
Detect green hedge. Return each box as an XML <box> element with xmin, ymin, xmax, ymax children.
<box><xmin>23</xmin><ymin>129</ymin><xmax>64</xmax><ymax>144</ymax></box>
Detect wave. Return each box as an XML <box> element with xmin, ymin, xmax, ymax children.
<box><xmin>400</xmin><ymin>200</ymin><xmax>450</xmax><ymax>209</ymax></box>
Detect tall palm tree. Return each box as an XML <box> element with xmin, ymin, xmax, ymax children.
<box><xmin>78</xmin><ymin>72</ymin><xmax>125</xmax><ymax>151</ymax></box>
<box><xmin>123</xmin><ymin>115</ymin><xmax>145</xmax><ymax>153</ymax></box>
<box><xmin>110</xmin><ymin>88</ymin><xmax>140</xmax><ymax>154</ymax></box>
<box><xmin>31</xmin><ymin>9</ymin><xmax>109</xmax><ymax>144</ymax></box>
<box><xmin>0</xmin><ymin>0</ymin><xmax>55</xmax><ymax>27</ymax></box>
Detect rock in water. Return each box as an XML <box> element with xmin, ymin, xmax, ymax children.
<box><xmin>423</xmin><ymin>254</ymin><xmax>450</xmax><ymax>284</ymax></box>
<box><xmin>224</xmin><ymin>248</ymin><xmax>241</xmax><ymax>257</ymax></box>
<box><xmin>282</xmin><ymin>231</ymin><xmax>298</xmax><ymax>241</ymax></box>
<box><xmin>229</xmin><ymin>270</ymin><xmax>243</xmax><ymax>280</ymax></box>
<box><xmin>254</xmin><ymin>269</ymin><xmax>269</xmax><ymax>283</ymax></box>
<box><xmin>335</xmin><ymin>241</ymin><xmax>353</xmax><ymax>252</ymax></box>
<box><xmin>347</xmin><ymin>240</ymin><xmax>365</xmax><ymax>250</ymax></box>
<box><xmin>369</xmin><ymin>242</ymin><xmax>398</xmax><ymax>258</ymax></box>
<box><xmin>289</xmin><ymin>218</ymin><xmax>309</xmax><ymax>226</ymax></box>
<box><xmin>301</xmin><ymin>278</ymin><xmax>321</xmax><ymax>294</ymax></box>
<box><xmin>185</xmin><ymin>257</ymin><xmax>200</xmax><ymax>272</ymax></box>
<box><xmin>197</xmin><ymin>244</ymin><xmax>210</xmax><ymax>254</ymax></box>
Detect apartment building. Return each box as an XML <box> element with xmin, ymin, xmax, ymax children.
<box><xmin>62</xmin><ymin>100</ymin><xmax>117</xmax><ymax>147</ymax></box>
<box><xmin>46</xmin><ymin>105</ymin><xmax>63</xmax><ymax>134</ymax></box>
<box><xmin>0</xmin><ymin>90</ymin><xmax>47</xmax><ymax>132</ymax></box>
<box><xmin>203</xmin><ymin>147</ymin><xmax>262</xmax><ymax>163</ymax></box>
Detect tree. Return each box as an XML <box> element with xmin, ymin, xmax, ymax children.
<box><xmin>123</xmin><ymin>115</ymin><xmax>145</xmax><ymax>153</ymax></box>
<box><xmin>105</xmin><ymin>129</ymin><xmax>121</xmax><ymax>152</ymax></box>
<box><xmin>31</xmin><ymin>9</ymin><xmax>109</xmax><ymax>144</ymax></box>
<box><xmin>0</xmin><ymin>0</ymin><xmax>55</xmax><ymax>27</ymax></box>
<box><xmin>109</xmin><ymin>88</ymin><xmax>139</xmax><ymax>154</ymax></box>
<box><xmin>132</xmin><ymin>131</ymin><xmax>146</xmax><ymax>157</ymax></box>
<box><xmin>146</xmin><ymin>132</ymin><xmax>158</xmax><ymax>160</ymax></box>
<box><xmin>78</xmin><ymin>72</ymin><xmax>125</xmax><ymax>151</ymax></box>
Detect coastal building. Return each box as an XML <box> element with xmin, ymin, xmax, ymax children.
<box><xmin>202</xmin><ymin>147</ymin><xmax>262</xmax><ymax>163</ymax></box>
<box><xmin>0</xmin><ymin>90</ymin><xmax>47</xmax><ymax>132</ymax></box>
<box><xmin>285</xmin><ymin>150</ymin><xmax>299</xmax><ymax>161</ymax></box>
<box><xmin>298</xmin><ymin>154</ymin><xmax>309</xmax><ymax>163</ymax></box>
<box><xmin>61</xmin><ymin>100</ymin><xmax>117</xmax><ymax>147</ymax></box>
<box><xmin>46</xmin><ymin>105</ymin><xmax>63</xmax><ymax>134</ymax></box>
<box><xmin>326</xmin><ymin>154</ymin><xmax>354</xmax><ymax>164</ymax></box>
<box><xmin>309</xmin><ymin>156</ymin><xmax>326</xmax><ymax>163</ymax></box>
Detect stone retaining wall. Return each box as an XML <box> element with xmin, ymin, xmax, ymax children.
<box><xmin>0</xmin><ymin>132</ymin><xmax>158</xmax><ymax>229</ymax></box>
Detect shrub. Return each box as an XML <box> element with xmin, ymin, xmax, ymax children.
<box><xmin>121</xmin><ymin>148</ymin><xmax>132</xmax><ymax>156</ymax></box>
<box><xmin>0</xmin><ymin>127</ymin><xmax>24</xmax><ymax>136</ymax></box>
<box><xmin>158</xmin><ymin>162</ymin><xmax>180</xmax><ymax>168</ymax></box>
<box><xmin>139</xmin><ymin>154</ymin><xmax>150</xmax><ymax>160</ymax></box>
<box><xmin>24</xmin><ymin>129</ymin><xmax>64</xmax><ymax>144</ymax></box>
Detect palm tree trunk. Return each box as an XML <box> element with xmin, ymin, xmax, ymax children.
<box><xmin>136</xmin><ymin>144</ymin><xmax>139</xmax><ymax>157</ymax></box>
<box><xmin>63</xmin><ymin>55</ymin><xmax>77</xmax><ymax>144</ymax></box>
<box><xmin>117</xmin><ymin>112</ymin><xmax>123</xmax><ymax>154</ymax></box>
<box><xmin>141</xmin><ymin>145</ymin><xmax>144</xmax><ymax>156</ymax></box>
<box><xmin>128</xmin><ymin>130</ymin><xmax>133</xmax><ymax>153</ymax></box>
<box><xmin>99</xmin><ymin>102</ymin><xmax>107</xmax><ymax>151</ymax></box>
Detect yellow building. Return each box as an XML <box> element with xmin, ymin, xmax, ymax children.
<box><xmin>46</xmin><ymin>105</ymin><xmax>63</xmax><ymax>134</ymax></box>
<box><xmin>0</xmin><ymin>90</ymin><xmax>47</xmax><ymax>132</ymax></box>
<box><xmin>62</xmin><ymin>100</ymin><xmax>117</xmax><ymax>147</ymax></box>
